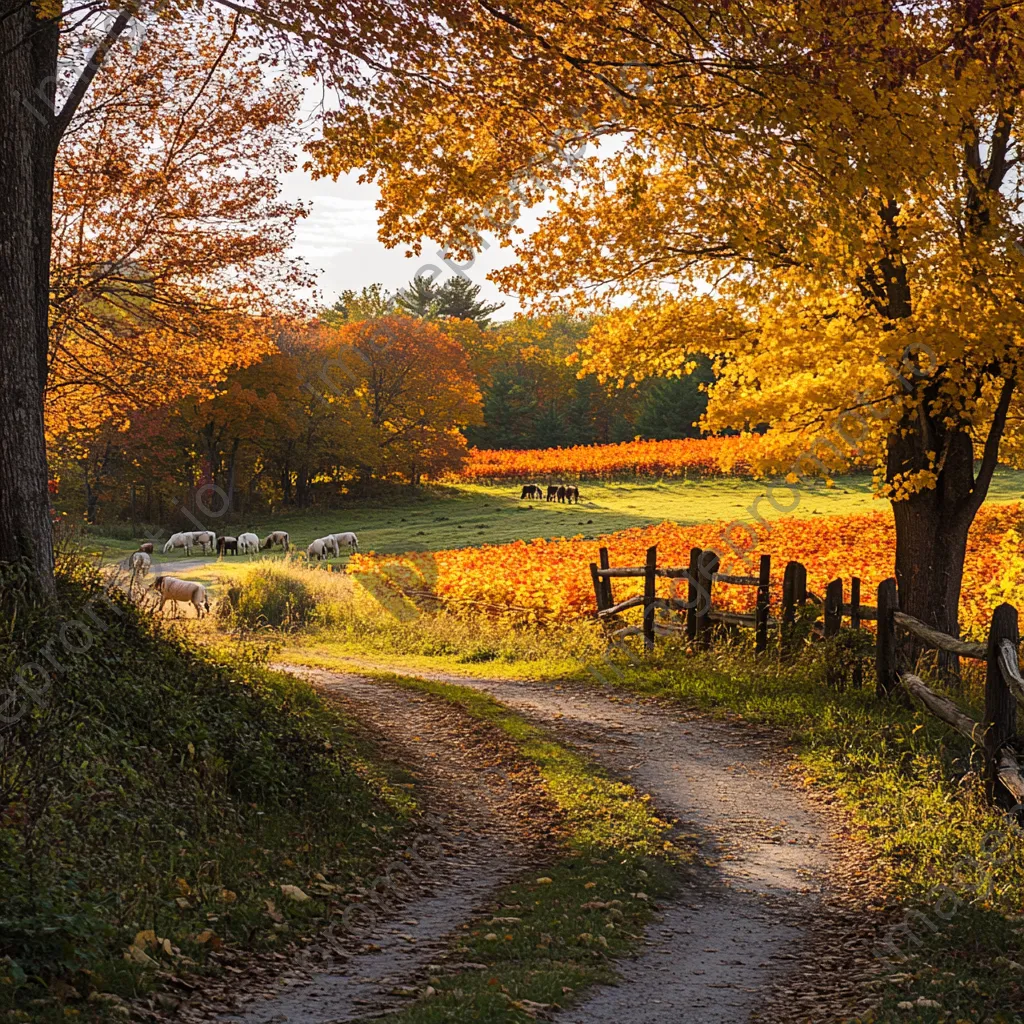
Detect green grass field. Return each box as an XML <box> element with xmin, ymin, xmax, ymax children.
<box><xmin>81</xmin><ymin>467</ymin><xmax>1024</xmax><ymax>570</ymax></box>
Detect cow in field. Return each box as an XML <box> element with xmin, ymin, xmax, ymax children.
<box><xmin>520</xmin><ymin>483</ymin><xmax>543</xmax><ymax>500</ymax></box>
<box><xmin>546</xmin><ymin>484</ymin><xmax>559</xmax><ymax>502</ymax></box>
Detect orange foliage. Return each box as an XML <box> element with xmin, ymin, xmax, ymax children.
<box><xmin>445</xmin><ymin>436</ymin><xmax>761</xmax><ymax>482</ymax></box>
<box><xmin>349</xmin><ymin>503</ymin><xmax>1024</xmax><ymax>635</ymax></box>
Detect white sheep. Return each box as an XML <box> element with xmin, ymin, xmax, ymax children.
<box><xmin>163</xmin><ymin>532</ymin><xmax>192</xmax><ymax>556</ymax></box>
<box><xmin>306</xmin><ymin>539</ymin><xmax>327</xmax><ymax>561</ymax></box>
<box><xmin>262</xmin><ymin>530</ymin><xmax>290</xmax><ymax>551</ymax></box>
<box><xmin>237</xmin><ymin>532</ymin><xmax>260</xmax><ymax>555</ymax></box>
<box><xmin>190</xmin><ymin>530</ymin><xmax>216</xmax><ymax>554</ymax></box>
<box><xmin>319</xmin><ymin>535</ymin><xmax>340</xmax><ymax>558</ymax></box>
<box><xmin>151</xmin><ymin>576</ymin><xmax>210</xmax><ymax>618</ymax></box>
<box><xmin>130</xmin><ymin>551</ymin><xmax>151</xmax><ymax>574</ymax></box>
<box><xmin>330</xmin><ymin>531</ymin><xmax>359</xmax><ymax>554</ymax></box>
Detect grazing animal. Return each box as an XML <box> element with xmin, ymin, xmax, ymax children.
<box><xmin>151</xmin><ymin>576</ymin><xmax>210</xmax><ymax>618</ymax></box>
<box><xmin>546</xmin><ymin>484</ymin><xmax>559</xmax><ymax>502</ymax></box>
<box><xmin>318</xmin><ymin>535</ymin><xmax>340</xmax><ymax>558</ymax></box>
<box><xmin>217</xmin><ymin>536</ymin><xmax>238</xmax><ymax>556</ymax></box>
<box><xmin>138</xmin><ymin>542</ymin><xmax>154</xmax><ymax>555</ymax></box>
<box><xmin>262</xmin><ymin>530</ymin><xmax>290</xmax><ymax>551</ymax></box>
<box><xmin>556</xmin><ymin>485</ymin><xmax>567</xmax><ymax>503</ymax></box>
<box><xmin>238</xmin><ymin>532</ymin><xmax>260</xmax><ymax>554</ymax></box>
<box><xmin>520</xmin><ymin>483</ymin><xmax>543</xmax><ymax>500</ymax></box>
<box><xmin>307</xmin><ymin>539</ymin><xmax>327</xmax><ymax>561</ymax></box>
<box><xmin>330</xmin><ymin>531</ymin><xmax>359</xmax><ymax>554</ymax></box>
<box><xmin>190</xmin><ymin>530</ymin><xmax>216</xmax><ymax>554</ymax></box>
<box><xmin>130</xmin><ymin>551</ymin><xmax>151</xmax><ymax>574</ymax></box>
<box><xmin>163</xmin><ymin>532</ymin><xmax>192</xmax><ymax>556</ymax></box>
<box><xmin>565</xmin><ymin>485</ymin><xmax>580</xmax><ymax>504</ymax></box>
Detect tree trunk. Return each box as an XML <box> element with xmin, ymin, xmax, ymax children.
<box><xmin>888</xmin><ymin>408</ymin><xmax>987</xmax><ymax>674</ymax></box>
<box><xmin>0</xmin><ymin>7</ymin><xmax>59</xmax><ymax>593</ymax></box>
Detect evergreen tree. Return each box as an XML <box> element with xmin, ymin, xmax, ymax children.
<box><xmin>435</xmin><ymin>276</ymin><xmax>504</xmax><ymax>327</ymax></box>
<box><xmin>396</xmin><ymin>274</ymin><xmax>441</xmax><ymax>318</ymax></box>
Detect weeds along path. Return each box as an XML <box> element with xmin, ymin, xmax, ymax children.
<box><xmin>214</xmin><ymin>674</ymin><xmax>559</xmax><ymax>1024</ymax></box>
<box><xmin>293</xmin><ymin>661</ymin><xmax>888</xmax><ymax>1024</ymax></box>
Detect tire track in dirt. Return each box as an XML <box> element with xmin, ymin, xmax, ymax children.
<box><xmin>292</xmin><ymin>661</ymin><xmax>889</xmax><ymax>1024</ymax></box>
<box><xmin>197</xmin><ymin>674</ymin><xmax>559</xmax><ymax>1024</ymax></box>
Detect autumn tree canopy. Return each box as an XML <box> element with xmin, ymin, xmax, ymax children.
<box><xmin>47</xmin><ymin>11</ymin><xmax>308</xmax><ymax>439</ymax></box>
<box><xmin>311</xmin><ymin>0</ymin><xmax>1024</xmax><ymax>638</ymax></box>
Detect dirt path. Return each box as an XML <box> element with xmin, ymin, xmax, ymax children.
<box><xmin>283</xmin><ymin>663</ymin><xmax>889</xmax><ymax>1024</ymax></box>
<box><xmin>198</xmin><ymin>676</ymin><xmax>559</xmax><ymax>1024</ymax></box>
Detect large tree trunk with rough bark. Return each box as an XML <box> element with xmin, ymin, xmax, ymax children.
<box><xmin>886</xmin><ymin>382</ymin><xmax>1012</xmax><ymax>676</ymax></box>
<box><xmin>0</xmin><ymin>6</ymin><xmax>59</xmax><ymax>594</ymax></box>
<box><xmin>888</xmin><ymin>423</ymin><xmax>978</xmax><ymax>641</ymax></box>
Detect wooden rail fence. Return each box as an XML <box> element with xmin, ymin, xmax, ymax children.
<box><xmin>589</xmin><ymin>544</ymin><xmax>1024</xmax><ymax>808</ymax></box>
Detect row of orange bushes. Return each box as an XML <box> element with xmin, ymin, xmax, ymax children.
<box><xmin>348</xmin><ymin>503</ymin><xmax>1024</xmax><ymax>636</ymax></box>
<box><xmin>444</xmin><ymin>436</ymin><xmax>760</xmax><ymax>481</ymax></box>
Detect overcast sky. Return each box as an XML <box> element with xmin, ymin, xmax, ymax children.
<box><xmin>279</xmin><ymin>163</ymin><xmax>527</xmax><ymax>316</ymax></box>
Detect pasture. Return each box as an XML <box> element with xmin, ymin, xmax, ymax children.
<box><xmin>80</xmin><ymin>467</ymin><xmax>1024</xmax><ymax>568</ymax></box>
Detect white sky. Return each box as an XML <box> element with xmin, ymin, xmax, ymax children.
<box><xmin>279</xmin><ymin>163</ymin><xmax>527</xmax><ymax>316</ymax></box>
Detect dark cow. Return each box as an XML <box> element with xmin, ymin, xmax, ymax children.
<box><xmin>556</xmin><ymin>485</ymin><xmax>567</xmax><ymax>503</ymax></box>
<box><xmin>546</xmin><ymin>484</ymin><xmax>559</xmax><ymax>502</ymax></box>
<box><xmin>217</xmin><ymin>535</ymin><xmax>238</xmax><ymax>556</ymax></box>
<box><xmin>565</xmin><ymin>485</ymin><xmax>580</xmax><ymax>504</ymax></box>
<box><xmin>138</xmin><ymin>542</ymin><xmax>154</xmax><ymax>554</ymax></box>
<box><xmin>520</xmin><ymin>483</ymin><xmax>543</xmax><ymax>500</ymax></box>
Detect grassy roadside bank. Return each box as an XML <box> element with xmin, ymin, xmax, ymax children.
<box><xmin>342</xmin><ymin>673</ymin><xmax>690</xmax><ymax>1023</ymax></box>
<box><xmin>0</xmin><ymin>559</ymin><xmax>415</xmax><ymax>1022</ymax></box>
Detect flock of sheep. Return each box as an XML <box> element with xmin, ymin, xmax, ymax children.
<box><xmin>121</xmin><ymin>527</ymin><xmax>361</xmax><ymax>619</ymax></box>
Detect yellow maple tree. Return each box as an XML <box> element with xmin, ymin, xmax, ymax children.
<box><xmin>311</xmin><ymin>1</ymin><xmax>1024</xmax><ymax>639</ymax></box>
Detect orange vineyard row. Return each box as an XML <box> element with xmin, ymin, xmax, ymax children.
<box><xmin>348</xmin><ymin>503</ymin><xmax>1024</xmax><ymax>636</ymax></box>
<box><xmin>444</xmin><ymin>436</ymin><xmax>761</xmax><ymax>481</ymax></box>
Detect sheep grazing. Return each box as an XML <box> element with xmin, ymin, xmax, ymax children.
<box><xmin>546</xmin><ymin>484</ymin><xmax>559</xmax><ymax>502</ymax></box>
<box><xmin>163</xmin><ymin>532</ymin><xmax>192</xmax><ymax>556</ymax></box>
<box><xmin>520</xmin><ymin>484</ymin><xmax>543</xmax><ymax>500</ymax></box>
<box><xmin>261</xmin><ymin>530</ymin><xmax>290</xmax><ymax>551</ymax></box>
<box><xmin>237</xmin><ymin>532</ymin><xmax>260</xmax><ymax>554</ymax></box>
<box><xmin>565</xmin><ymin>485</ymin><xmax>580</xmax><ymax>504</ymax></box>
<box><xmin>556</xmin><ymin>484</ymin><xmax>567</xmax><ymax>503</ymax></box>
<box><xmin>330</xmin><ymin>531</ymin><xmax>359</xmax><ymax>554</ymax></box>
<box><xmin>306</xmin><ymin>538</ymin><xmax>327</xmax><ymax>561</ymax></box>
<box><xmin>217</xmin><ymin>536</ymin><xmax>238</xmax><ymax>556</ymax></box>
<box><xmin>130</xmin><ymin>551</ymin><xmax>151</xmax><ymax>574</ymax></box>
<box><xmin>151</xmin><ymin>576</ymin><xmax>210</xmax><ymax>618</ymax></box>
<box><xmin>138</xmin><ymin>542</ymin><xmax>154</xmax><ymax>555</ymax></box>
<box><xmin>190</xmin><ymin>530</ymin><xmax>216</xmax><ymax>554</ymax></box>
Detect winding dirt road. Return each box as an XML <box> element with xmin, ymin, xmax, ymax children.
<box><xmin>209</xmin><ymin>664</ymin><xmax>888</xmax><ymax>1024</ymax></box>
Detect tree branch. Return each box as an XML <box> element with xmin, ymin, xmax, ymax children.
<box><xmin>966</xmin><ymin>373</ymin><xmax>1016</xmax><ymax>517</ymax></box>
<box><xmin>52</xmin><ymin>7</ymin><xmax>133</xmax><ymax>142</ymax></box>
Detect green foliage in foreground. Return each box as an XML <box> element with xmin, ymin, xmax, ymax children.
<box><xmin>0</xmin><ymin>559</ymin><xmax>411</xmax><ymax>1020</ymax></box>
<box><xmin>362</xmin><ymin>674</ymin><xmax>687</xmax><ymax>1023</ymax></box>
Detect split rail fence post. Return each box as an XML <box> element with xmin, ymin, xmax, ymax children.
<box><xmin>985</xmin><ymin>603</ymin><xmax>1019</xmax><ymax>805</ymax></box>
<box><xmin>850</xmin><ymin>576</ymin><xmax>863</xmax><ymax>688</ymax></box>
<box><xmin>686</xmin><ymin>547</ymin><xmax>701</xmax><ymax>643</ymax></box>
<box><xmin>598</xmin><ymin>547</ymin><xmax>614</xmax><ymax>609</ymax></box>
<box><xmin>755</xmin><ymin>554</ymin><xmax>771</xmax><ymax>654</ymax></box>
<box><xmin>590</xmin><ymin>561</ymin><xmax>605</xmax><ymax>615</ymax></box>
<box><xmin>696</xmin><ymin>549</ymin><xmax>720</xmax><ymax>649</ymax></box>
<box><xmin>642</xmin><ymin>545</ymin><xmax>658</xmax><ymax>653</ymax></box>
<box><xmin>876</xmin><ymin>578</ymin><xmax>898</xmax><ymax>697</ymax></box>
<box><xmin>824</xmin><ymin>578</ymin><xmax>843</xmax><ymax>689</ymax></box>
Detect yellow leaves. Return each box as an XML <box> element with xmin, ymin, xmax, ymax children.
<box><xmin>280</xmin><ymin>883</ymin><xmax>310</xmax><ymax>902</ymax></box>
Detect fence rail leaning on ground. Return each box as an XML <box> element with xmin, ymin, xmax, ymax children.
<box><xmin>589</xmin><ymin>544</ymin><xmax>1024</xmax><ymax>810</ymax></box>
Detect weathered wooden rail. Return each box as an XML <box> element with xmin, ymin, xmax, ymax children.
<box><xmin>588</xmin><ymin>543</ymin><xmax>1024</xmax><ymax>808</ymax></box>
